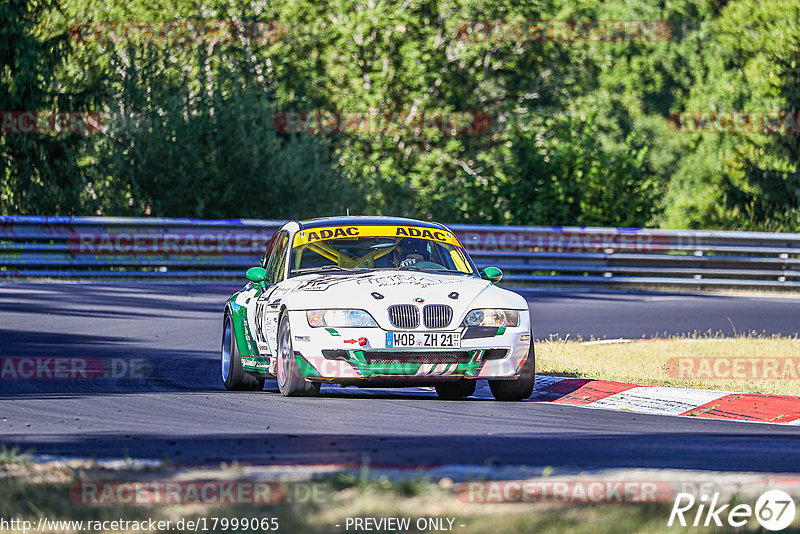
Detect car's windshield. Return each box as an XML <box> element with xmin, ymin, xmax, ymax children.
<box><xmin>289</xmin><ymin>225</ymin><xmax>477</xmax><ymax>276</ymax></box>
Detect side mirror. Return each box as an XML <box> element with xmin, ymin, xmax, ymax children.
<box><xmin>246</xmin><ymin>266</ymin><xmax>267</xmax><ymax>284</ymax></box>
<box><xmin>480</xmin><ymin>266</ymin><xmax>503</xmax><ymax>284</ymax></box>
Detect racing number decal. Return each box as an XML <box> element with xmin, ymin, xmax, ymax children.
<box><xmin>253</xmin><ymin>287</ymin><xmax>279</xmax><ymax>357</ymax></box>
<box><xmin>255</xmin><ymin>300</ymin><xmax>269</xmax><ymax>344</ymax></box>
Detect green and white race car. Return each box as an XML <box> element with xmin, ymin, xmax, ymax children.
<box><xmin>221</xmin><ymin>216</ymin><xmax>534</xmax><ymax>400</ymax></box>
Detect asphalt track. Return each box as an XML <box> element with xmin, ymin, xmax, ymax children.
<box><xmin>1</xmin><ymin>283</ymin><xmax>800</xmax><ymax>472</ymax></box>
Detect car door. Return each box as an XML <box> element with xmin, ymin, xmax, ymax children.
<box><xmin>241</xmin><ymin>230</ymin><xmax>281</xmax><ymax>363</ymax></box>
<box><xmin>253</xmin><ymin>229</ymin><xmax>290</xmax><ymax>361</ymax></box>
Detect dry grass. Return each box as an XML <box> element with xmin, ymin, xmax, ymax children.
<box><xmin>537</xmin><ymin>335</ymin><xmax>800</xmax><ymax>396</ymax></box>
<box><xmin>1</xmin><ymin>461</ymin><xmax>780</xmax><ymax>534</ymax></box>
<box><xmin>8</xmin><ymin>454</ymin><xmax>800</xmax><ymax>534</ymax></box>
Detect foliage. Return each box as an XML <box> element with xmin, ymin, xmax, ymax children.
<box><xmin>501</xmin><ymin>114</ymin><xmax>656</xmax><ymax>226</ymax></box>
<box><xmin>90</xmin><ymin>45</ymin><xmax>360</xmax><ymax>218</ymax></box>
<box><xmin>1</xmin><ymin>0</ymin><xmax>799</xmax><ymax>231</ymax></box>
<box><xmin>0</xmin><ymin>0</ymin><xmax>98</xmax><ymax>214</ymax></box>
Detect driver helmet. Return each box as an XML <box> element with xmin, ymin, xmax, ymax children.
<box><xmin>396</xmin><ymin>238</ymin><xmax>431</xmax><ymax>262</ymax></box>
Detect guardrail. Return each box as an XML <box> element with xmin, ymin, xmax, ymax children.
<box><xmin>2</xmin><ymin>216</ymin><xmax>800</xmax><ymax>289</ymax></box>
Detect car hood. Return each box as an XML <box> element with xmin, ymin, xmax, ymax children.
<box><xmin>277</xmin><ymin>269</ymin><xmax>527</xmax><ymax>328</ymax></box>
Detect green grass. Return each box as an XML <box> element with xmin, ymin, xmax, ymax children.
<box><xmin>0</xmin><ymin>446</ymin><xmax>29</xmax><ymax>465</ymax></box>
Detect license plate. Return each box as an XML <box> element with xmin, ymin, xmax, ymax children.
<box><xmin>386</xmin><ymin>332</ymin><xmax>461</xmax><ymax>349</ymax></box>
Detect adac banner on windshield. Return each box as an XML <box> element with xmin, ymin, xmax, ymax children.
<box><xmin>292</xmin><ymin>225</ymin><xmax>462</xmax><ymax>247</ymax></box>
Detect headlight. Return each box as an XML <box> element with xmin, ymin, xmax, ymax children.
<box><xmin>462</xmin><ymin>309</ymin><xmax>520</xmax><ymax>327</ymax></box>
<box><xmin>306</xmin><ymin>309</ymin><xmax>377</xmax><ymax>328</ymax></box>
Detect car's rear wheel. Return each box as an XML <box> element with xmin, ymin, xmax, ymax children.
<box><xmin>276</xmin><ymin>314</ymin><xmax>320</xmax><ymax>397</ymax></box>
<box><xmin>435</xmin><ymin>380</ymin><xmax>476</xmax><ymax>399</ymax></box>
<box><xmin>489</xmin><ymin>341</ymin><xmax>535</xmax><ymax>401</ymax></box>
<box><xmin>222</xmin><ymin>313</ymin><xmax>265</xmax><ymax>391</ymax></box>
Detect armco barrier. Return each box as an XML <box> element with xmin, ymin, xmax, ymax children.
<box><xmin>1</xmin><ymin>216</ymin><xmax>800</xmax><ymax>288</ymax></box>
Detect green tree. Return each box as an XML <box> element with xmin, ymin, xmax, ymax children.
<box><xmin>89</xmin><ymin>45</ymin><xmax>361</xmax><ymax>218</ymax></box>
<box><xmin>724</xmin><ymin>31</ymin><xmax>800</xmax><ymax>230</ymax></box>
<box><xmin>500</xmin><ymin>114</ymin><xmax>655</xmax><ymax>226</ymax></box>
<box><xmin>660</xmin><ymin>0</ymin><xmax>800</xmax><ymax>230</ymax></box>
<box><xmin>6</xmin><ymin>0</ymin><xmax>798</xmax><ymax>232</ymax></box>
<box><xmin>0</xmin><ymin>0</ymin><xmax>98</xmax><ymax>214</ymax></box>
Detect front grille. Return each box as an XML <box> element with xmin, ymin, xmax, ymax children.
<box><xmin>364</xmin><ymin>351</ymin><xmax>471</xmax><ymax>365</ymax></box>
<box><xmin>388</xmin><ymin>304</ymin><xmax>420</xmax><ymax>329</ymax></box>
<box><xmin>423</xmin><ymin>304</ymin><xmax>453</xmax><ymax>329</ymax></box>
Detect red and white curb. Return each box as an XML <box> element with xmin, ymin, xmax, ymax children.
<box><xmin>317</xmin><ymin>362</ymin><xmax>800</xmax><ymax>424</ymax></box>
<box><xmin>525</xmin><ymin>375</ymin><xmax>800</xmax><ymax>425</ymax></box>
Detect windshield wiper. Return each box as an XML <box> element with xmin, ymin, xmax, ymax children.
<box><xmin>291</xmin><ymin>265</ymin><xmax>350</xmax><ymax>274</ymax></box>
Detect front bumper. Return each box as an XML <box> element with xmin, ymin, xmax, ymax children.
<box><xmin>287</xmin><ymin>310</ymin><xmax>531</xmax><ymax>382</ymax></box>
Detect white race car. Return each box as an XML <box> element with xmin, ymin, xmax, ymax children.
<box><xmin>221</xmin><ymin>216</ymin><xmax>534</xmax><ymax>400</ymax></box>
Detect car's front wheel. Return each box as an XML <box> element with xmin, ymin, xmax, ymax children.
<box><xmin>435</xmin><ymin>380</ymin><xmax>476</xmax><ymax>399</ymax></box>
<box><xmin>221</xmin><ymin>313</ymin><xmax>265</xmax><ymax>391</ymax></box>
<box><xmin>489</xmin><ymin>341</ymin><xmax>535</xmax><ymax>401</ymax></box>
<box><xmin>276</xmin><ymin>314</ymin><xmax>320</xmax><ymax>397</ymax></box>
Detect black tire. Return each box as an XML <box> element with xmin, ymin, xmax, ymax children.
<box><xmin>435</xmin><ymin>380</ymin><xmax>476</xmax><ymax>400</ymax></box>
<box><xmin>489</xmin><ymin>341</ymin><xmax>535</xmax><ymax>401</ymax></box>
<box><xmin>221</xmin><ymin>313</ymin><xmax>265</xmax><ymax>391</ymax></box>
<box><xmin>276</xmin><ymin>314</ymin><xmax>320</xmax><ymax>397</ymax></box>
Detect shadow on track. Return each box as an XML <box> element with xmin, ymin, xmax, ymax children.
<box><xmin>3</xmin><ymin>431</ymin><xmax>800</xmax><ymax>473</ymax></box>
<box><xmin>0</xmin><ymin>283</ymin><xmax>239</xmax><ymax>318</ymax></box>
<box><xmin>0</xmin><ymin>327</ymin><xmax>221</xmax><ymax>396</ymax></box>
